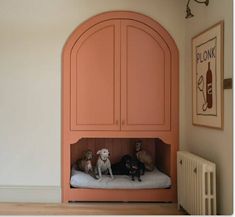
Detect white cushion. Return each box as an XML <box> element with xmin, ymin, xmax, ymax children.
<box><xmin>70</xmin><ymin>167</ymin><xmax>171</xmax><ymax>189</ymax></box>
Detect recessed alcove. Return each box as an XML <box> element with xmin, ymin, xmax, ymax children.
<box><xmin>62</xmin><ymin>11</ymin><xmax>179</xmax><ymax>202</ymax></box>
<box><xmin>70</xmin><ymin>138</ymin><xmax>171</xmax><ymax>184</ymax></box>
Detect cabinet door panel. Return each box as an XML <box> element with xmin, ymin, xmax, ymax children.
<box><xmin>121</xmin><ymin>20</ymin><xmax>171</xmax><ymax>131</ymax></box>
<box><xmin>71</xmin><ymin>20</ymin><xmax>121</xmax><ymax>130</ymax></box>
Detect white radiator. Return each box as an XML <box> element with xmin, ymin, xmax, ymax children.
<box><xmin>177</xmin><ymin>151</ymin><xmax>216</xmax><ymax>215</ymax></box>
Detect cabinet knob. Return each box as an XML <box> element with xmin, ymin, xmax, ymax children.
<box><xmin>122</xmin><ymin>120</ymin><xmax>125</xmax><ymax>125</ymax></box>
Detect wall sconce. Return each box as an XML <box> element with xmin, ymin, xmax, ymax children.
<box><xmin>185</xmin><ymin>0</ymin><xmax>209</xmax><ymax>19</ymax></box>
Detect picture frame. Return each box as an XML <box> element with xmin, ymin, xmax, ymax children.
<box><xmin>192</xmin><ymin>21</ymin><xmax>224</xmax><ymax>129</ymax></box>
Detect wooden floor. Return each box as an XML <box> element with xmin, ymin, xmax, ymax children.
<box><xmin>0</xmin><ymin>202</ymin><xmax>187</xmax><ymax>215</ymax></box>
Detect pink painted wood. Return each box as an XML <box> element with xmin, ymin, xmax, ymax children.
<box><xmin>62</xmin><ymin>11</ymin><xmax>179</xmax><ymax>203</ymax></box>
<box><xmin>120</xmin><ymin>19</ymin><xmax>171</xmax><ymax>131</ymax></box>
<box><xmin>71</xmin><ymin>138</ymin><xmax>157</xmax><ymax>166</ymax></box>
<box><xmin>71</xmin><ymin>20</ymin><xmax>121</xmax><ymax>130</ymax></box>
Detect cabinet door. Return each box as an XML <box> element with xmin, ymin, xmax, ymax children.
<box><xmin>121</xmin><ymin>20</ymin><xmax>171</xmax><ymax>131</ymax></box>
<box><xmin>71</xmin><ymin>20</ymin><xmax>121</xmax><ymax>130</ymax></box>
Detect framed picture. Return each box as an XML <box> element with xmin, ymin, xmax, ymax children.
<box><xmin>192</xmin><ymin>21</ymin><xmax>224</xmax><ymax>129</ymax></box>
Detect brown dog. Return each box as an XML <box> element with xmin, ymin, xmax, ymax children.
<box><xmin>76</xmin><ymin>149</ymin><xmax>98</xmax><ymax>179</ymax></box>
<box><xmin>135</xmin><ymin>141</ymin><xmax>155</xmax><ymax>171</ymax></box>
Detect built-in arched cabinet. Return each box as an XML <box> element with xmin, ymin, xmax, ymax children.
<box><xmin>62</xmin><ymin>11</ymin><xmax>179</xmax><ymax>202</ymax></box>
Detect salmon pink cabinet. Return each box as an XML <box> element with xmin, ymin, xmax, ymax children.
<box><xmin>120</xmin><ymin>20</ymin><xmax>171</xmax><ymax>131</ymax></box>
<box><xmin>70</xmin><ymin>20</ymin><xmax>121</xmax><ymax>131</ymax></box>
<box><xmin>70</xmin><ymin>18</ymin><xmax>171</xmax><ymax>131</ymax></box>
<box><xmin>62</xmin><ymin>11</ymin><xmax>179</xmax><ymax>202</ymax></box>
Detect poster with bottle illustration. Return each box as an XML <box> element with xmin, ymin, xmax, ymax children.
<box><xmin>192</xmin><ymin>21</ymin><xmax>223</xmax><ymax>129</ymax></box>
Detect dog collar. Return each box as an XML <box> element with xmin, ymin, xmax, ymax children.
<box><xmin>100</xmin><ymin>156</ymin><xmax>107</xmax><ymax>163</ymax></box>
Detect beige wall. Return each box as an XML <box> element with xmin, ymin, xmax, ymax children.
<box><xmin>0</xmin><ymin>0</ymin><xmax>186</xmax><ymax>200</ymax></box>
<box><xmin>184</xmin><ymin>0</ymin><xmax>233</xmax><ymax>214</ymax></box>
<box><xmin>0</xmin><ymin>0</ymin><xmax>232</xmax><ymax>213</ymax></box>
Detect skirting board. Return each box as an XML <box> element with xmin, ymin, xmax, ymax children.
<box><xmin>0</xmin><ymin>186</ymin><xmax>61</xmax><ymax>203</ymax></box>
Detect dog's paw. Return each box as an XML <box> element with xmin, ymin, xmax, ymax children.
<box><xmin>98</xmin><ymin>178</ymin><xmax>102</xmax><ymax>182</ymax></box>
<box><xmin>94</xmin><ymin>175</ymin><xmax>99</xmax><ymax>180</ymax></box>
<box><xmin>110</xmin><ymin>176</ymin><xmax>114</xmax><ymax>180</ymax></box>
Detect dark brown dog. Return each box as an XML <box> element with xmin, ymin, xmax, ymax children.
<box><xmin>112</xmin><ymin>154</ymin><xmax>145</xmax><ymax>181</ymax></box>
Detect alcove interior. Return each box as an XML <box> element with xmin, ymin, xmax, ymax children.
<box><xmin>70</xmin><ymin>138</ymin><xmax>171</xmax><ymax>179</ymax></box>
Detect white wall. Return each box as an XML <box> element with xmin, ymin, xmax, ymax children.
<box><xmin>0</xmin><ymin>0</ymin><xmax>186</xmax><ymax>201</ymax></box>
<box><xmin>184</xmin><ymin>0</ymin><xmax>233</xmax><ymax>214</ymax></box>
<box><xmin>0</xmin><ymin>0</ymin><xmax>232</xmax><ymax>214</ymax></box>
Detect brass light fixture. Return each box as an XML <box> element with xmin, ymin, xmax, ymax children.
<box><xmin>185</xmin><ymin>0</ymin><xmax>209</xmax><ymax>19</ymax></box>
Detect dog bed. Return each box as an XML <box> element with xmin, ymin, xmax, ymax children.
<box><xmin>70</xmin><ymin>167</ymin><xmax>171</xmax><ymax>189</ymax></box>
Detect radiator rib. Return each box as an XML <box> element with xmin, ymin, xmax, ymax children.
<box><xmin>177</xmin><ymin>151</ymin><xmax>216</xmax><ymax>215</ymax></box>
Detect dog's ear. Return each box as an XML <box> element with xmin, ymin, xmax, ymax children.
<box><xmin>97</xmin><ymin>150</ymin><xmax>101</xmax><ymax>155</ymax></box>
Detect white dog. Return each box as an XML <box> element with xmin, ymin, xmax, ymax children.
<box><xmin>95</xmin><ymin>148</ymin><xmax>113</xmax><ymax>180</ymax></box>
